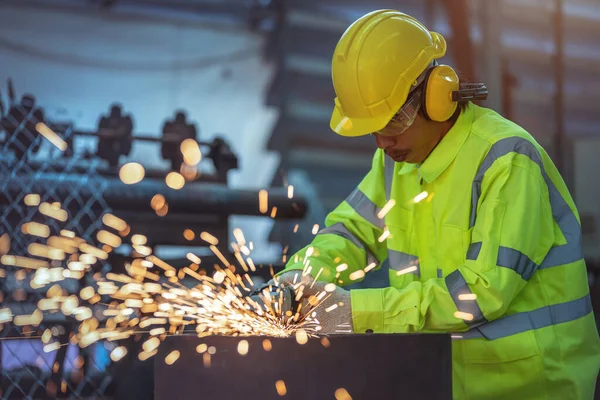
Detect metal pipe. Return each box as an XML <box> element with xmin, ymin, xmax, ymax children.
<box><xmin>0</xmin><ymin>175</ymin><xmax>308</xmax><ymax>219</ymax></box>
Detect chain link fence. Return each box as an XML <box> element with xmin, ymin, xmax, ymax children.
<box><xmin>0</xmin><ymin>102</ymin><xmax>116</xmax><ymax>399</ymax></box>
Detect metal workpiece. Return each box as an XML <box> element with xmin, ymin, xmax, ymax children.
<box><xmin>154</xmin><ymin>334</ymin><xmax>452</xmax><ymax>400</ymax></box>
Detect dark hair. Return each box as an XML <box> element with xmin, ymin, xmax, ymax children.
<box><xmin>449</xmin><ymin>101</ymin><xmax>469</xmax><ymax>121</ymax></box>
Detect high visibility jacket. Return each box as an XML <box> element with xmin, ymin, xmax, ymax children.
<box><xmin>283</xmin><ymin>103</ymin><xmax>600</xmax><ymax>399</ymax></box>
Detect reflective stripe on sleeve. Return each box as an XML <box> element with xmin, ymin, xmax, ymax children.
<box><xmin>469</xmin><ymin>137</ymin><xmax>583</xmax><ymax>268</ymax></box>
<box><xmin>445</xmin><ymin>270</ymin><xmax>488</xmax><ymax>327</ymax></box>
<box><xmin>467</xmin><ymin>242</ymin><xmax>539</xmax><ymax>281</ymax></box>
<box><xmin>457</xmin><ymin>294</ymin><xmax>593</xmax><ymax>340</ymax></box>
<box><xmin>345</xmin><ymin>188</ymin><xmax>385</xmax><ymax>229</ymax></box>
<box><xmin>318</xmin><ymin>222</ymin><xmax>379</xmax><ymax>268</ymax></box>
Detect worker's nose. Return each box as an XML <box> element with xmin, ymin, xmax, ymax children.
<box><xmin>374</xmin><ymin>133</ymin><xmax>396</xmax><ymax>150</ymax></box>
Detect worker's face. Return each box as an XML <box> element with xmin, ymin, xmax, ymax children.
<box><xmin>372</xmin><ymin>87</ymin><xmax>450</xmax><ymax>164</ymax></box>
<box><xmin>373</xmin><ymin>113</ymin><xmax>446</xmax><ymax>164</ymax></box>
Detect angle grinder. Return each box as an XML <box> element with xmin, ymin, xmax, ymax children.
<box><xmin>248</xmin><ymin>282</ymin><xmax>299</xmax><ymax>315</ymax></box>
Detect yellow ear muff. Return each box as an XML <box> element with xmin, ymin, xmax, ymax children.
<box><xmin>422</xmin><ymin>65</ymin><xmax>460</xmax><ymax>122</ymax></box>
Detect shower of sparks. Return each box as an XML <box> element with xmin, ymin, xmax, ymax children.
<box><xmin>1</xmin><ymin>184</ymin><xmax>391</xmax><ymax>394</ymax></box>
<box><xmin>0</xmin><ymin>200</ymin><xmax>364</xmax><ymax>364</ymax></box>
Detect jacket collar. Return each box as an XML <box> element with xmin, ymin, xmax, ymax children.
<box><xmin>417</xmin><ymin>103</ymin><xmax>474</xmax><ymax>183</ymax></box>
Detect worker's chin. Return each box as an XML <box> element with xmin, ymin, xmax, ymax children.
<box><xmin>388</xmin><ymin>151</ymin><xmax>411</xmax><ymax>162</ymax></box>
<box><xmin>387</xmin><ymin>150</ymin><xmax>411</xmax><ymax>163</ymax></box>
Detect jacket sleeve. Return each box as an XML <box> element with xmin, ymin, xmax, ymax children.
<box><xmin>278</xmin><ymin>150</ymin><xmax>390</xmax><ymax>286</ymax></box>
<box><xmin>351</xmin><ymin>158</ymin><xmax>556</xmax><ymax>333</ymax></box>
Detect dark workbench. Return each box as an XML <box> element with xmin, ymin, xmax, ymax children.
<box><xmin>154</xmin><ymin>333</ymin><xmax>452</xmax><ymax>400</ymax></box>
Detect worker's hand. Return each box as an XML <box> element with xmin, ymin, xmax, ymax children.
<box><xmin>249</xmin><ymin>270</ymin><xmax>313</xmax><ymax>315</ymax></box>
<box><xmin>296</xmin><ymin>281</ymin><xmax>353</xmax><ymax>335</ymax></box>
<box><xmin>273</xmin><ymin>270</ymin><xmax>313</xmax><ymax>287</ymax></box>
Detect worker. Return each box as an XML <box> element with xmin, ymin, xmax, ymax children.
<box><xmin>275</xmin><ymin>9</ymin><xmax>600</xmax><ymax>399</ymax></box>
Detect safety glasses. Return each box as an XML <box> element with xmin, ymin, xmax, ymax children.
<box><xmin>376</xmin><ymin>85</ymin><xmax>423</xmax><ymax>137</ymax></box>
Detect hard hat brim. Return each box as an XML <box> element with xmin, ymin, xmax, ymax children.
<box><xmin>330</xmin><ymin>102</ymin><xmax>396</xmax><ymax>137</ymax></box>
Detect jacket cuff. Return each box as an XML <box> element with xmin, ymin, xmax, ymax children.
<box><xmin>351</xmin><ymin>288</ymin><xmax>384</xmax><ymax>333</ymax></box>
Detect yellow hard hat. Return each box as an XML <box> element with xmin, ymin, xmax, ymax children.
<box><xmin>330</xmin><ymin>9</ymin><xmax>447</xmax><ymax>137</ymax></box>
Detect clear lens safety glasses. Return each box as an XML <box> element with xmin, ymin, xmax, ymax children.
<box><xmin>376</xmin><ymin>88</ymin><xmax>423</xmax><ymax>137</ymax></box>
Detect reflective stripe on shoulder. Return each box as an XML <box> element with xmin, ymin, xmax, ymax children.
<box><xmin>469</xmin><ymin>137</ymin><xmax>583</xmax><ymax>271</ymax></box>
<box><xmin>456</xmin><ymin>293</ymin><xmax>593</xmax><ymax>340</ymax></box>
<box><xmin>318</xmin><ymin>223</ymin><xmax>379</xmax><ymax>268</ymax></box>
<box><xmin>345</xmin><ymin>188</ymin><xmax>385</xmax><ymax>229</ymax></box>
<box><xmin>445</xmin><ymin>270</ymin><xmax>487</xmax><ymax>327</ymax></box>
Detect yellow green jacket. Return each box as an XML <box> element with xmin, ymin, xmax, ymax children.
<box><xmin>283</xmin><ymin>103</ymin><xmax>600</xmax><ymax>399</ymax></box>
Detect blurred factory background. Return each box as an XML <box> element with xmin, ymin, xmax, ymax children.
<box><xmin>1</xmin><ymin>0</ymin><xmax>600</xmax><ymax>399</ymax></box>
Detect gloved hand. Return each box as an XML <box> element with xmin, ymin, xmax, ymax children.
<box><xmin>273</xmin><ymin>270</ymin><xmax>314</xmax><ymax>287</ymax></box>
<box><xmin>247</xmin><ymin>270</ymin><xmax>311</xmax><ymax>315</ymax></box>
<box><xmin>277</xmin><ymin>271</ymin><xmax>353</xmax><ymax>335</ymax></box>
